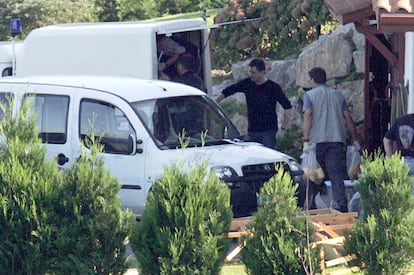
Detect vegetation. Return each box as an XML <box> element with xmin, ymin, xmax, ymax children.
<box><xmin>210</xmin><ymin>0</ymin><xmax>334</xmax><ymax>70</ymax></box>
<box><xmin>0</xmin><ymin>100</ymin><xmax>134</xmax><ymax>273</ymax></box>
<box><xmin>241</xmin><ymin>167</ymin><xmax>320</xmax><ymax>274</ymax></box>
<box><xmin>130</xmin><ymin>159</ymin><xmax>233</xmax><ymax>274</ymax></box>
<box><xmin>344</xmin><ymin>152</ymin><xmax>414</xmax><ymax>274</ymax></box>
<box><xmin>0</xmin><ymin>0</ymin><xmax>227</xmax><ymax>40</ymax></box>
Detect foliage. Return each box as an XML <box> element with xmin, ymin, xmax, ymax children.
<box><xmin>344</xmin><ymin>152</ymin><xmax>414</xmax><ymax>274</ymax></box>
<box><xmin>276</xmin><ymin>125</ymin><xmax>303</xmax><ymax>160</ymax></box>
<box><xmin>50</xmin><ymin>139</ymin><xmax>134</xmax><ymax>274</ymax></box>
<box><xmin>241</xmin><ymin>167</ymin><xmax>320</xmax><ymax>274</ymax></box>
<box><xmin>0</xmin><ymin>0</ymin><xmax>93</xmax><ymax>40</ymax></box>
<box><xmin>130</xmin><ymin>160</ymin><xmax>233</xmax><ymax>274</ymax></box>
<box><xmin>0</xmin><ymin>100</ymin><xmax>60</xmax><ymax>273</ymax></box>
<box><xmin>219</xmin><ymin>97</ymin><xmax>247</xmax><ymax>118</ymax></box>
<box><xmin>0</xmin><ymin>99</ymin><xmax>134</xmax><ymax>273</ymax></box>
<box><xmin>210</xmin><ymin>0</ymin><xmax>334</xmax><ymax>71</ymax></box>
<box><xmin>0</xmin><ymin>0</ymin><xmax>225</xmax><ymax>39</ymax></box>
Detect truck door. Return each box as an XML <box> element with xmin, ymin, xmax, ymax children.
<box><xmin>24</xmin><ymin>84</ymin><xmax>148</xmax><ymax>217</ymax></box>
<box><xmin>75</xmin><ymin>90</ymin><xmax>148</xmax><ymax>217</ymax></box>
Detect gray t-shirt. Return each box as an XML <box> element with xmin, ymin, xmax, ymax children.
<box><xmin>303</xmin><ymin>84</ymin><xmax>348</xmax><ymax>143</ymax></box>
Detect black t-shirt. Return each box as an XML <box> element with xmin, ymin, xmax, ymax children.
<box><xmin>385</xmin><ymin>114</ymin><xmax>414</xmax><ymax>157</ymax></box>
<box><xmin>172</xmin><ymin>71</ymin><xmax>205</xmax><ymax>92</ymax></box>
<box><xmin>222</xmin><ymin>78</ymin><xmax>292</xmax><ymax>132</ymax></box>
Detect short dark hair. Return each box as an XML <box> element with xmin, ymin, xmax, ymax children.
<box><xmin>308</xmin><ymin>67</ymin><xmax>327</xmax><ymax>84</ymax></box>
<box><xmin>248</xmin><ymin>58</ymin><xmax>266</xmax><ymax>72</ymax></box>
<box><xmin>177</xmin><ymin>54</ymin><xmax>195</xmax><ymax>72</ymax></box>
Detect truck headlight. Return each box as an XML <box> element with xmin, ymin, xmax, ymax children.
<box><xmin>288</xmin><ymin>159</ymin><xmax>302</xmax><ymax>173</ymax></box>
<box><xmin>287</xmin><ymin>159</ymin><xmax>304</xmax><ymax>182</ymax></box>
<box><xmin>211</xmin><ymin>166</ymin><xmax>237</xmax><ymax>180</ymax></box>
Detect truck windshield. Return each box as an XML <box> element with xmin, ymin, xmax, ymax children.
<box><xmin>131</xmin><ymin>95</ymin><xmax>240</xmax><ymax>148</ymax></box>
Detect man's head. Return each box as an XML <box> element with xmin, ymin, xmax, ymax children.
<box><xmin>308</xmin><ymin>67</ymin><xmax>327</xmax><ymax>85</ymax></box>
<box><xmin>176</xmin><ymin>54</ymin><xmax>195</xmax><ymax>74</ymax></box>
<box><xmin>248</xmin><ymin>58</ymin><xmax>266</xmax><ymax>83</ymax></box>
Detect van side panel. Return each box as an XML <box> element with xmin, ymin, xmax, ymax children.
<box><xmin>16</xmin><ymin>26</ymin><xmax>154</xmax><ymax>79</ymax></box>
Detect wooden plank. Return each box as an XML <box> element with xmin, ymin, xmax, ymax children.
<box><xmin>225</xmin><ymin>244</ymin><xmax>243</xmax><ymax>261</ymax></box>
<box><xmin>316</xmin><ymin>236</ymin><xmax>345</xmax><ymax>246</ymax></box>
<box><xmin>230</xmin><ymin>216</ymin><xmax>252</xmax><ymax>231</ymax></box>
<box><xmin>311</xmin><ymin>222</ymin><xmax>341</xmax><ymax>238</ymax></box>
<box><xmin>325</xmin><ymin>254</ymin><xmax>356</xmax><ymax>268</ymax></box>
<box><xmin>227</xmin><ymin>231</ymin><xmax>251</xmax><ymax>238</ymax></box>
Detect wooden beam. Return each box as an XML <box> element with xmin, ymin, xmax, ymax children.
<box><xmin>365</xmin><ymin>32</ymin><xmax>398</xmax><ymax>66</ymax></box>
<box><xmin>341</xmin><ymin>7</ymin><xmax>375</xmax><ymax>24</ymax></box>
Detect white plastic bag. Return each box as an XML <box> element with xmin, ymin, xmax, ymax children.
<box><xmin>301</xmin><ymin>143</ymin><xmax>325</xmax><ymax>185</ymax></box>
<box><xmin>346</xmin><ymin>145</ymin><xmax>361</xmax><ymax>180</ymax></box>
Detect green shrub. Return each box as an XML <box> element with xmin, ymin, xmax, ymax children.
<box><xmin>0</xmin><ymin>100</ymin><xmax>61</xmax><ymax>274</ymax></box>
<box><xmin>49</xmin><ymin>141</ymin><xmax>135</xmax><ymax>274</ymax></box>
<box><xmin>130</xmin><ymin>160</ymin><xmax>232</xmax><ymax>275</ymax></box>
<box><xmin>344</xmin><ymin>152</ymin><xmax>414</xmax><ymax>274</ymax></box>
<box><xmin>0</xmin><ymin>100</ymin><xmax>134</xmax><ymax>274</ymax></box>
<box><xmin>241</xmin><ymin>168</ymin><xmax>320</xmax><ymax>274</ymax></box>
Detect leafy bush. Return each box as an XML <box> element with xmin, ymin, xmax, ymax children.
<box><xmin>344</xmin><ymin>152</ymin><xmax>414</xmax><ymax>274</ymax></box>
<box><xmin>130</xmin><ymin>160</ymin><xmax>232</xmax><ymax>274</ymax></box>
<box><xmin>0</xmin><ymin>100</ymin><xmax>61</xmax><ymax>273</ymax></box>
<box><xmin>210</xmin><ymin>0</ymin><xmax>333</xmax><ymax>70</ymax></box>
<box><xmin>241</xmin><ymin>167</ymin><xmax>320</xmax><ymax>274</ymax></box>
<box><xmin>49</xmin><ymin>141</ymin><xmax>134</xmax><ymax>274</ymax></box>
<box><xmin>0</xmin><ymin>101</ymin><xmax>134</xmax><ymax>273</ymax></box>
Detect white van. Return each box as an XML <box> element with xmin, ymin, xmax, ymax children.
<box><xmin>0</xmin><ymin>75</ymin><xmax>303</xmax><ymax>218</ymax></box>
<box><xmin>0</xmin><ymin>41</ymin><xmax>22</xmax><ymax>76</ymax></box>
<box><xmin>15</xmin><ymin>19</ymin><xmax>213</xmax><ymax>93</ymax></box>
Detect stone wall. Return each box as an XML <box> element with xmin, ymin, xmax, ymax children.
<box><xmin>212</xmin><ymin>23</ymin><xmax>365</xmax><ymax>135</ymax></box>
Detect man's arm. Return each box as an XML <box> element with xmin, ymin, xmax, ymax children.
<box><xmin>281</xmin><ymin>107</ymin><xmax>293</xmax><ymax>130</ymax></box>
<box><xmin>214</xmin><ymin>93</ymin><xmax>225</xmax><ymax>103</ymax></box>
<box><xmin>344</xmin><ymin>110</ymin><xmax>358</xmax><ymax>141</ymax></box>
<box><xmin>383</xmin><ymin>136</ymin><xmax>396</xmax><ymax>157</ymax></box>
<box><xmin>303</xmin><ymin>109</ymin><xmax>312</xmax><ymax>141</ymax></box>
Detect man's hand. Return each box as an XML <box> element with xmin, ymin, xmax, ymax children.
<box><xmin>353</xmin><ymin>140</ymin><xmax>361</xmax><ymax>150</ymax></box>
<box><xmin>303</xmin><ymin>141</ymin><xmax>310</xmax><ymax>153</ymax></box>
<box><xmin>276</xmin><ymin>128</ymin><xmax>286</xmax><ymax>139</ymax></box>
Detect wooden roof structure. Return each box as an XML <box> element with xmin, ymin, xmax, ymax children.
<box><xmin>323</xmin><ymin>1</ymin><xmax>414</xmax><ymax>151</ymax></box>
<box><xmin>324</xmin><ymin>0</ymin><xmax>414</xmax><ymax>32</ymax></box>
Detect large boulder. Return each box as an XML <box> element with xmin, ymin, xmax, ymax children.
<box><xmin>212</xmin><ymin>23</ymin><xmax>366</xmax><ymax>133</ymax></box>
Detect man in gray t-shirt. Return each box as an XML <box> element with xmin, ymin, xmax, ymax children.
<box><xmin>302</xmin><ymin>67</ymin><xmax>359</xmax><ymax>212</ymax></box>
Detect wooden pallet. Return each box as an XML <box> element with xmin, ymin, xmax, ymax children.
<box><xmin>225</xmin><ymin>216</ymin><xmax>252</xmax><ymax>262</ymax></box>
<box><xmin>302</xmin><ymin>208</ymin><xmax>359</xmax><ymax>272</ymax></box>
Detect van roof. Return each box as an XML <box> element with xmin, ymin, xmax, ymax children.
<box><xmin>29</xmin><ymin>18</ymin><xmax>206</xmax><ymax>35</ymax></box>
<box><xmin>0</xmin><ymin>75</ymin><xmax>205</xmax><ymax>102</ymax></box>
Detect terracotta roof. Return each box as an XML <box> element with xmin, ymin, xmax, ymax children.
<box><xmin>324</xmin><ymin>0</ymin><xmax>414</xmax><ymax>32</ymax></box>
<box><xmin>374</xmin><ymin>0</ymin><xmax>413</xmax><ymax>13</ymax></box>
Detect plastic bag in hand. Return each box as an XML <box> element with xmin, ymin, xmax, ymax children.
<box><xmin>346</xmin><ymin>145</ymin><xmax>362</xmax><ymax>180</ymax></box>
<box><xmin>300</xmin><ymin>143</ymin><xmax>325</xmax><ymax>185</ymax></box>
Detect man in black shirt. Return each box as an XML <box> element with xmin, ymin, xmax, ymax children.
<box><xmin>215</xmin><ymin>58</ymin><xmax>292</xmax><ymax>149</ymax></box>
<box><xmin>384</xmin><ymin>113</ymin><xmax>414</xmax><ymax>174</ymax></box>
<box><xmin>171</xmin><ymin>54</ymin><xmax>205</xmax><ymax>92</ymax></box>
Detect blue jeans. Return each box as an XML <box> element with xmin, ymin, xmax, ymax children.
<box><xmin>316</xmin><ymin>142</ymin><xmax>348</xmax><ymax>212</ymax></box>
<box><xmin>248</xmin><ymin>131</ymin><xmax>276</xmax><ymax>149</ymax></box>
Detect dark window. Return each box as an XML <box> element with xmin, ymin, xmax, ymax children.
<box><xmin>80</xmin><ymin>99</ymin><xmax>135</xmax><ymax>154</ymax></box>
<box><xmin>25</xmin><ymin>94</ymin><xmax>69</xmax><ymax>144</ymax></box>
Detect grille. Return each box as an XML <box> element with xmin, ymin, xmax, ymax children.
<box><xmin>241</xmin><ymin>162</ymin><xmax>290</xmax><ymax>177</ymax></box>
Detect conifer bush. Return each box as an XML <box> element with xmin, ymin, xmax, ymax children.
<box><xmin>0</xmin><ymin>101</ymin><xmax>134</xmax><ymax>273</ymax></box>
<box><xmin>130</xmin><ymin>160</ymin><xmax>232</xmax><ymax>275</ymax></box>
<box><xmin>0</xmin><ymin>101</ymin><xmax>61</xmax><ymax>273</ymax></box>
<box><xmin>241</xmin><ymin>168</ymin><xmax>320</xmax><ymax>274</ymax></box>
<box><xmin>344</xmin><ymin>152</ymin><xmax>414</xmax><ymax>274</ymax></box>
<box><xmin>50</xmin><ymin>141</ymin><xmax>134</xmax><ymax>274</ymax></box>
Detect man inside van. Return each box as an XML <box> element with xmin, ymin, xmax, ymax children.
<box><xmin>172</xmin><ymin>54</ymin><xmax>205</xmax><ymax>92</ymax></box>
<box><xmin>215</xmin><ymin>58</ymin><xmax>292</xmax><ymax>149</ymax></box>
